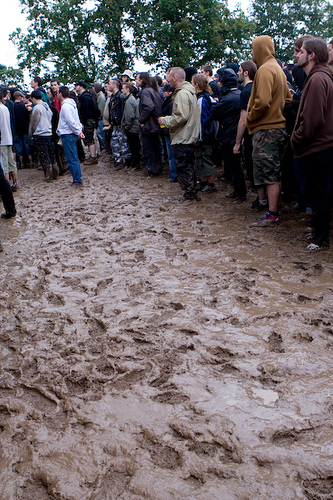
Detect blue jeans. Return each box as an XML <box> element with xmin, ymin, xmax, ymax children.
<box><xmin>61</xmin><ymin>134</ymin><xmax>82</xmax><ymax>184</ymax></box>
<box><xmin>97</xmin><ymin>120</ymin><xmax>106</xmax><ymax>150</ymax></box>
<box><xmin>165</xmin><ymin>135</ymin><xmax>177</xmax><ymax>180</ymax></box>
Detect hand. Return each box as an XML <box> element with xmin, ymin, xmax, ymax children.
<box><xmin>158</xmin><ymin>117</ymin><xmax>164</xmax><ymax>126</ymax></box>
<box><xmin>79</xmin><ymin>132</ymin><xmax>85</xmax><ymax>139</ymax></box>
<box><xmin>233</xmin><ymin>143</ymin><xmax>240</xmax><ymax>154</ymax></box>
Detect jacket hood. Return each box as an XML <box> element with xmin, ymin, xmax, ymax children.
<box><xmin>252</xmin><ymin>35</ymin><xmax>275</xmax><ymax>67</ymax></box>
<box><xmin>174</xmin><ymin>80</ymin><xmax>196</xmax><ymax>96</ymax></box>
<box><xmin>218</xmin><ymin>68</ymin><xmax>238</xmax><ymax>94</ymax></box>
<box><xmin>63</xmin><ymin>98</ymin><xmax>78</xmax><ymax>109</ymax></box>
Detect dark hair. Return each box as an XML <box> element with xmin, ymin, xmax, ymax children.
<box><xmin>294</xmin><ymin>34</ymin><xmax>314</xmax><ymax>50</ymax></box>
<box><xmin>240</xmin><ymin>60</ymin><xmax>257</xmax><ymax>81</ymax></box>
<box><xmin>33</xmin><ymin>76</ymin><xmax>43</xmax><ymax>87</ymax></box>
<box><xmin>93</xmin><ymin>82</ymin><xmax>103</xmax><ymax>93</ymax></box>
<box><xmin>201</xmin><ymin>65</ymin><xmax>213</xmax><ymax>76</ymax></box>
<box><xmin>69</xmin><ymin>90</ymin><xmax>80</xmax><ymax>106</ymax></box>
<box><xmin>51</xmin><ymin>78</ymin><xmax>60</xmax><ymax>85</ymax></box>
<box><xmin>47</xmin><ymin>86</ymin><xmax>55</xmax><ymax>97</ymax></box>
<box><xmin>110</xmin><ymin>78</ymin><xmax>122</xmax><ymax>90</ymax></box>
<box><xmin>0</xmin><ymin>90</ymin><xmax>4</xmax><ymax>101</ymax></box>
<box><xmin>31</xmin><ymin>89</ymin><xmax>43</xmax><ymax>99</ymax></box>
<box><xmin>150</xmin><ymin>77</ymin><xmax>160</xmax><ymax>93</ymax></box>
<box><xmin>59</xmin><ymin>86</ymin><xmax>70</xmax><ymax>98</ymax></box>
<box><xmin>138</xmin><ymin>72</ymin><xmax>151</xmax><ymax>88</ymax></box>
<box><xmin>303</xmin><ymin>37</ymin><xmax>329</xmax><ymax>65</ymax></box>
<box><xmin>155</xmin><ymin>75</ymin><xmax>162</xmax><ymax>86</ymax></box>
<box><xmin>123</xmin><ymin>82</ymin><xmax>135</xmax><ymax>94</ymax></box>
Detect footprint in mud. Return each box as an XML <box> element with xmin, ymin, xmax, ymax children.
<box><xmin>302</xmin><ymin>476</ymin><xmax>333</xmax><ymax>499</ymax></box>
<box><xmin>21</xmin><ymin>387</ymin><xmax>58</xmax><ymax>416</ymax></box>
<box><xmin>92</xmin><ymin>469</ymin><xmax>130</xmax><ymax>499</ymax></box>
<box><xmin>88</xmin><ymin>318</ymin><xmax>108</xmax><ymax>336</ymax></box>
<box><xmin>268</xmin><ymin>331</ymin><xmax>284</xmax><ymax>353</ymax></box>
<box><xmin>139</xmin><ymin>435</ymin><xmax>180</xmax><ymax>470</ymax></box>
<box><xmin>153</xmin><ymin>390</ymin><xmax>189</xmax><ymax>405</ymax></box>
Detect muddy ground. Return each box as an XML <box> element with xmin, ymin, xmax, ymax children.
<box><xmin>0</xmin><ymin>158</ymin><xmax>332</xmax><ymax>500</ymax></box>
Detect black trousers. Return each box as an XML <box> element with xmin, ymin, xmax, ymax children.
<box><xmin>172</xmin><ymin>143</ymin><xmax>197</xmax><ymax>199</ymax></box>
<box><xmin>302</xmin><ymin>147</ymin><xmax>333</xmax><ymax>247</ymax></box>
<box><xmin>126</xmin><ymin>131</ymin><xmax>141</xmax><ymax>167</ymax></box>
<box><xmin>0</xmin><ymin>165</ymin><xmax>16</xmax><ymax>216</ymax></box>
<box><xmin>223</xmin><ymin>142</ymin><xmax>247</xmax><ymax>198</ymax></box>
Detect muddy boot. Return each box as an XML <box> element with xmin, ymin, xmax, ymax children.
<box><xmin>52</xmin><ymin>164</ymin><xmax>59</xmax><ymax>180</ymax></box>
<box><xmin>44</xmin><ymin>166</ymin><xmax>53</xmax><ymax>182</ymax></box>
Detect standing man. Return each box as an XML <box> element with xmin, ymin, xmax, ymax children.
<box><xmin>51</xmin><ymin>79</ymin><xmax>61</xmax><ymax>113</ymax></box>
<box><xmin>75</xmin><ymin>81</ymin><xmax>98</xmax><ymax>165</ymax></box>
<box><xmin>0</xmin><ymin>90</ymin><xmax>19</xmax><ymax>191</ymax></box>
<box><xmin>158</xmin><ymin>67</ymin><xmax>200</xmax><ymax>201</ymax></box>
<box><xmin>291</xmin><ymin>37</ymin><xmax>333</xmax><ymax>250</ymax></box>
<box><xmin>233</xmin><ymin>60</ymin><xmax>257</xmax><ymax>195</ymax></box>
<box><xmin>57</xmin><ymin>86</ymin><xmax>84</xmax><ymax>186</ymax></box>
<box><xmin>29</xmin><ymin>89</ymin><xmax>58</xmax><ymax>181</ymax></box>
<box><xmin>30</xmin><ymin>76</ymin><xmax>50</xmax><ymax>103</ymax></box>
<box><xmin>201</xmin><ymin>65</ymin><xmax>220</xmax><ymax>101</ymax></box>
<box><xmin>246</xmin><ymin>35</ymin><xmax>291</xmax><ymax>227</ymax></box>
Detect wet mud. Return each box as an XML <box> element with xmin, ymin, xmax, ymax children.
<box><xmin>0</xmin><ymin>160</ymin><xmax>333</xmax><ymax>499</ymax></box>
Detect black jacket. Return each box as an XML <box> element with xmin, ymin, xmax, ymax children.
<box><xmin>78</xmin><ymin>90</ymin><xmax>98</xmax><ymax>125</ymax></box>
<box><xmin>109</xmin><ymin>91</ymin><xmax>125</xmax><ymax>127</ymax></box>
<box><xmin>139</xmin><ymin>87</ymin><xmax>163</xmax><ymax>134</ymax></box>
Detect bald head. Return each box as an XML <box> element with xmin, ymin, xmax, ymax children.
<box><xmin>167</xmin><ymin>67</ymin><xmax>186</xmax><ymax>88</ymax></box>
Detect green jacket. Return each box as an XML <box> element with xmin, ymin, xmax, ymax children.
<box><xmin>162</xmin><ymin>81</ymin><xmax>200</xmax><ymax>145</ymax></box>
<box><xmin>121</xmin><ymin>94</ymin><xmax>140</xmax><ymax>134</ymax></box>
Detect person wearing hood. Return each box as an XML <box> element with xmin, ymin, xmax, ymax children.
<box><xmin>57</xmin><ymin>86</ymin><xmax>85</xmax><ymax>186</ymax></box>
<box><xmin>211</xmin><ymin>68</ymin><xmax>247</xmax><ymax>203</ymax></box>
<box><xmin>29</xmin><ymin>89</ymin><xmax>58</xmax><ymax>181</ymax></box>
<box><xmin>158</xmin><ymin>67</ymin><xmax>200</xmax><ymax>201</ymax></box>
<box><xmin>246</xmin><ymin>35</ymin><xmax>291</xmax><ymax>227</ymax></box>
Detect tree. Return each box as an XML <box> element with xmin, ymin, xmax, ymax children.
<box><xmin>0</xmin><ymin>65</ymin><xmax>24</xmax><ymax>86</ymax></box>
<box><xmin>250</xmin><ymin>0</ymin><xmax>333</xmax><ymax>61</ymax></box>
<box><xmin>130</xmin><ymin>0</ymin><xmax>254</xmax><ymax>70</ymax></box>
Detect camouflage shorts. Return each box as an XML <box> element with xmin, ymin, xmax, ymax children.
<box><xmin>83</xmin><ymin>118</ymin><xmax>97</xmax><ymax>146</ymax></box>
<box><xmin>252</xmin><ymin>128</ymin><xmax>288</xmax><ymax>185</ymax></box>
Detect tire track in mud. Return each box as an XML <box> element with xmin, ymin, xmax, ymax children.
<box><xmin>0</xmin><ymin>164</ymin><xmax>332</xmax><ymax>499</ymax></box>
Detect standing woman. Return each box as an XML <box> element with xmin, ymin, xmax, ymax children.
<box><xmin>191</xmin><ymin>74</ymin><xmax>216</xmax><ymax>192</ymax></box>
<box><xmin>136</xmin><ymin>72</ymin><xmax>163</xmax><ymax>177</ymax></box>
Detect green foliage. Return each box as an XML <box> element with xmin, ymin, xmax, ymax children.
<box><xmin>250</xmin><ymin>0</ymin><xmax>333</xmax><ymax>61</ymax></box>
<box><xmin>130</xmin><ymin>0</ymin><xmax>254</xmax><ymax>69</ymax></box>
<box><xmin>0</xmin><ymin>64</ymin><xmax>24</xmax><ymax>86</ymax></box>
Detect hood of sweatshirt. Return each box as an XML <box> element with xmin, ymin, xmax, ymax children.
<box><xmin>218</xmin><ymin>68</ymin><xmax>238</xmax><ymax>94</ymax></box>
<box><xmin>174</xmin><ymin>80</ymin><xmax>197</xmax><ymax>97</ymax></box>
<box><xmin>63</xmin><ymin>97</ymin><xmax>78</xmax><ymax>110</ymax></box>
<box><xmin>252</xmin><ymin>35</ymin><xmax>275</xmax><ymax>68</ymax></box>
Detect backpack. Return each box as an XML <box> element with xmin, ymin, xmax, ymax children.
<box><xmin>201</xmin><ymin>94</ymin><xmax>218</xmax><ymax>145</ymax></box>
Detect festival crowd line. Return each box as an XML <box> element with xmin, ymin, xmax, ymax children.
<box><xmin>1</xmin><ymin>35</ymin><xmax>333</xmax><ymax>252</ymax></box>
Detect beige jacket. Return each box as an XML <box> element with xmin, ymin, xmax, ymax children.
<box><xmin>162</xmin><ymin>81</ymin><xmax>200</xmax><ymax>145</ymax></box>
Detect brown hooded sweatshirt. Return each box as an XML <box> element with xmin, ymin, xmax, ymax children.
<box><xmin>291</xmin><ymin>65</ymin><xmax>333</xmax><ymax>158</ymax></box>
<box><xmin>246</xmin><ymin>35</ymin><xmax>291</xmax><ymax>135</ymax></box>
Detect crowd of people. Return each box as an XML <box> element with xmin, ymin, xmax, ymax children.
<box><xmin>1</xmin><ymin>34</ymin><xmax>333</xmax><ymax>252</ymax></box>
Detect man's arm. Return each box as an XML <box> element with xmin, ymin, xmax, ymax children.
<box><xmin>233</xmin><ymin>109</ymin><xmax>247</xmax><ymax>154</ymax></box>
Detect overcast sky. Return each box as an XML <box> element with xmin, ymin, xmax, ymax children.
<box><xmin>0</xmin><ymin>0</ymin><xmax>251</xmax><ymax>72</ymax></box>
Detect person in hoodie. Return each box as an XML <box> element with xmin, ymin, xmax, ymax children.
<box><xmin>121</xmin><ymin>82</ymin><xmax>141</xmax><ymax>170</ymax></box>
<box><xmin>211</xmin><ymin>68</ymin><xmax>247</xmax><ymax>203</ymax></box>
<box><xmin>246</xmin><ymin>35</ymin><xmax>291</xmax><ymax>227</ymax></box>
<box><xmin>158</xmin><ymin>67</ymin><xmax>200</xmax><ymax>201</ymax></box>
<box><xmin>29</xmin><ymin>90</ymin><xmax>58</xmax><ymax>181</ymax></box>
<box><xmin>57</xmin><ymin>86</ymin><xmax>85</xmax><ymax>186</ymax></box>
<box><xmin>291</xmin><ymin>37</ymin><xmax>333</xmax><ymax>250</ymax></box>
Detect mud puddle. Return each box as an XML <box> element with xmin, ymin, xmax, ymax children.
<box><xmin>0</xmin><ymin>160</ymin><xmax>332</xmax><ymax>499</ymax></box>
